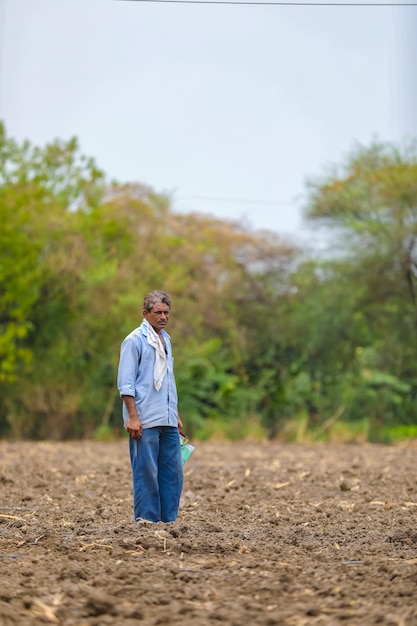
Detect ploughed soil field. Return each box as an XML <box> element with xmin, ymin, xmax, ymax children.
<box><xmin>1</xmin><ymin>440</ymin><xmax>417</xmax><ymax>626</ymax></box>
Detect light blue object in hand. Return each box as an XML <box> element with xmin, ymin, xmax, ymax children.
<box><xmin>180</xmin><ymin>433</ymin><xmax>195</xmax><ymax>464</ymax></box>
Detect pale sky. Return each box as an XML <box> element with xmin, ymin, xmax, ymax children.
<box><xmin>1</xmin><ymin>0</ymin><xmax>416</xmax><ymax>241</ymax></box>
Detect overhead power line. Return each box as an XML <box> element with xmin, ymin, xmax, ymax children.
<box><xmin>177</xmin><ymin>195</ymin><xmax>301</xmax><ymax>206</ymax></box>
<box><xmin>115</xmin><ymin>0</ymin><xmax>417</xmax><ymax>6</ymax></box>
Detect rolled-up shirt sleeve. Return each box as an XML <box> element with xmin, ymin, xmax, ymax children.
<box><xmin>117</xmin><ymin>336</ymin><xmax>141</xmax><ymax>397</ymax></box>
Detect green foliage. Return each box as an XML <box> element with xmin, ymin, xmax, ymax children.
<box><xmin>382</xmin><ymin>424</ymin><xmax>417</xmax><ymax>443</ymax></box>
<box><xmin>1</xmin><ymin>124</ymin><xmax>417</xmax><ymax>443</ymax></box>
<box><xmin>297</xmin><ymin>138</ymin><xmax>417</xmax><ymax>439</ymax></box>
<box><xmin>194</xmin><ymin>416</ymin><xmax>267</xmax><ymax>441</ymax></box>
<box><xmin>92</xmin><ymin>424</ymin><xmax>124</xmax><ymax>442</ymax></box>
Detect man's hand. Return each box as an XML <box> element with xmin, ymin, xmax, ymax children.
<box><xmin>178</xmin><ymin>414</ymin><xmax>184</xmax><ymax>432</ymax></box>
<box><xmin>127</xmin><ymin>416</ymin><xmax>142</xmax><ymax>439</ymax></box>
<box><xmin>122</xmin><ymin>395</ymin><xmax>142</xmax><ymax>439</ymax></box>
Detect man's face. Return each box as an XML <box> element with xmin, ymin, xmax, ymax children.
<box><xmin>143</xmin><ymin>303</ymin><xmax>170</xmax><ymax>333</ymax></box>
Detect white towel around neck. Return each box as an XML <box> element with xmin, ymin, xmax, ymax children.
<box><xmin>144</xmin><ymin>319</ymin><xmax>167</xmax><ymax>391</ymax></box>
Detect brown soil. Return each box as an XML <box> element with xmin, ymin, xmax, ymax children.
<box><xmin>1</xmin><ymin>440</ymin><xmax>417</xmax><ymax>626</ymax></box>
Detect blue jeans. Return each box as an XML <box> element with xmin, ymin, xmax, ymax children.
<box><xmin>129</xmin><ymin>426</ymin><xmax>183</xmax><ymax>522</ymax></box>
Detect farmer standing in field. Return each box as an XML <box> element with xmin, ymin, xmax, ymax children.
<box><xmin>117</xmin><ymin>290</ymin><xmax>184</xmax><ymax>523</ymax></box>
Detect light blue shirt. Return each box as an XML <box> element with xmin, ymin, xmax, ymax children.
<box><xmin>117</xmin><ymin>321</ymin><xmax>179</xmax><ymax>429</ymax></box>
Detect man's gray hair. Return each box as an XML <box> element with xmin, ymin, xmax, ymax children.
<box><xmin>143</xmin><ymin>290</ymin><xmax>172</xmax><ymax>313</ymax></box>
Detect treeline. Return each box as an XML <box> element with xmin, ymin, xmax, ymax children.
<box><xmin>1</xmin><ymin>122</ymin><xmax>417</xmax><ymax>442</ymax></box>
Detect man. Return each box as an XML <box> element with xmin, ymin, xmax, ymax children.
<box><xmin>117</xmin><ymin>290</ymin><xmax>184</xmax><ymax>523</ymax></box>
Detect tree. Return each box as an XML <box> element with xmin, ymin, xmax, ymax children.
<box><xmin>306</xmin><ymin>139</ymin><xmax>417</xmax><ymax>326</ymax></box>
<box><xmin>303</xmin><ymin>139</ymin><xmax>417</xmax><ymax>438</ymax></box>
